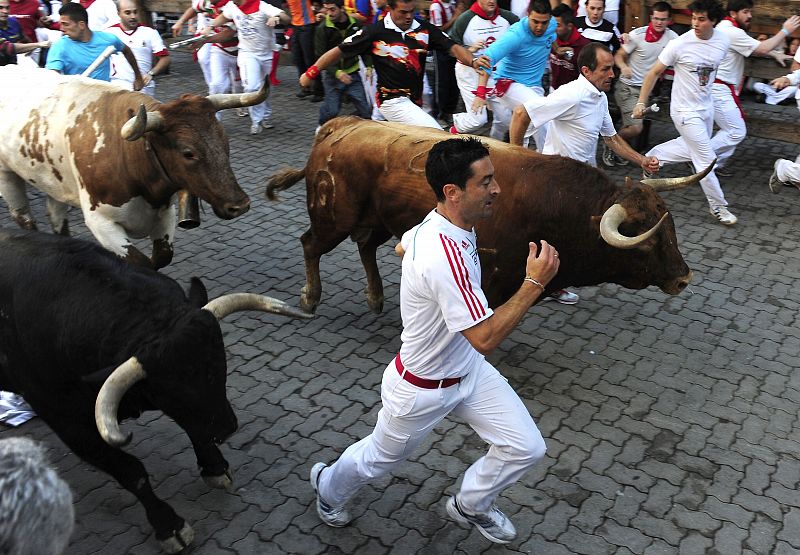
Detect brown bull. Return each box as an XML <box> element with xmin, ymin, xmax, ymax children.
<box><xmin>267</xmin><ymin>117</ymin><xmax>701</xmax><ymax>313</ymax></box>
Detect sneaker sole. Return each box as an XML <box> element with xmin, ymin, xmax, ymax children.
<box><xmin>446</xmin><ymin>498</ymin><xmax>512</xmax><ymax>545</ymax></box>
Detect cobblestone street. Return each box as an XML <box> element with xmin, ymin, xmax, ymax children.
<box><xmin>1</xmin><ymin>52</ymin><xmax>799</xmax><ymax>554</ymax></box>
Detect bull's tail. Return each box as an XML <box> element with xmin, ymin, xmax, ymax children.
<box><xmin>265</xmin><ymin>167</ymin><xmax>306</xmax><ymax>201</ymax></box>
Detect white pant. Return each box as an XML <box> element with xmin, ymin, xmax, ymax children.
<box><xmin>238</xmin><ymin>50</ymin><xmax>272</xmax><ymax>124</ymax></box>
<box><xmin>208</xmin><ymin>46</ymin><xmax>238</xmax><ymax>95</ymax></box>
<box><xmin>646</xmin><ymin>110</ymin><xmax>728</xmax><ymax>208</ymax></box>
<box><xmin>753</xmin><ymin>81</ymin><xmax>798</xmax><ymax>106</ymax></box>
<box><xmin>776</xmin><ymin>153</ymin><xmax>800</xmax><ymax>184</ymax></box>
<box><xmin>378</xmin><ymin>96</ymin><xmax>441</xmax><ymax>128</ymax></box>
<box><xmin>451</xmin><ymin>63</ymin><xmax>509</xmax><ymax>140</ymax></box>
<box><xmin>317</xmin><ymin>358</ymin><xmax>546</xmax><ymax>514</ymax></box>
<box><xmin>496</xmin><ymin>82</ymin><xmax>548</xmax><ymax>150</ymax></box>
<box><xmin>709</xmin><ymin>83</ymin><xmax>746</xmax><ymax>169</ymax></box>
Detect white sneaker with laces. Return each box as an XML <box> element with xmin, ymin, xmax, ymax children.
<box><xmin>310</xmin><ymin>463</ymin><xmax>351</xmax><ymax>527</ymax></box>
<box><xmin>446</xmin><ymin>496</ymin><xmax>516</xmax><ymax>544</ymax></box>
<box><xmin>250</xmin><ymin>123</ymin><xmax>261</xmax><ymax>135</ymax></box>
<box><xmin>601</xmin><ymin>144</ymin><xmax>615</xmax><ymax>168</ymax></box>
<box><xmin>547</xmin><ymin>289</ymin><xmax>579</xmax><ymax>304</ymax></box>
<box><xmin>710</xmin><ymin>206</ymin><xmax>737</xmax><ymax>225</ymax></box>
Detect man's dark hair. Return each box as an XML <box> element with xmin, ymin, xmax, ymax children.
<box><xmin>528</xmin><ymin>0</ymin><xmax>551</xmax><ymax>15</ymax></box>
<box><xmin>584</xmin><ymin>0</ymin><xmax>604</xmax><ymax>5</ymax></box>
<box><xmin>688</xmin><ymin>0</ymin><xmax>724</xmax><ymax>23</ymax></box>
<box><xmin>725</xmin><ymin>0</ymin><xmax>753</xmax><ymax>12</ymax></box>
<box><xmin>387</xmin><ymin>0</ymin><xmax>412</xmax><ymax>8</ymax></box>
<box><xmin>323</xmin><ymin>0</ymin><xmax>344</xmax><ymax>7</ymax></box>
<box><xmin>552</xmin><ymin>3</ymin><xmax>574</xmax><ymax>24</ymax></box>
<box><xmin>651</xmin><ymin>1</ymin><xmax>672</xmax><ymax>14</ymax></box>
<box><xmin>577</xmin><ymin>41</ymin><xmax>611</xmax><ymax>72</ymax></box>
<box><xmin>59</xmin><ymin>1</ymin><xmax>89</xmax><ymax>23</ymax></box>
<box><xmin>426</xmin><ymin>138</ymin><xmax>490</xmax><ymax>202</ymax></box>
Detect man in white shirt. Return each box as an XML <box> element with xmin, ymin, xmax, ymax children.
<box><xmin>107</xmin><ymin>0</ymin><xmax>170</xmax><ymax>96</ymax></box>
<box><xmin>610</xmin><ymin>1</ymin><xmax>677</xmax><ymax>167</ymax></box>
<box><xmin>767</xmin><ymin>64</ymin><xmax>800</xmax><ymax>192</ymax></box>
<box><xmin>633</xmin><ymin>0</ymin><xmax>736</xmax><ymax>225</ymax></box>
<box><xmin>208</xmin><ymin>0</ymin><xmax>290</xmax><ymax>133</ymax></box>
<box><xmin>708</xmin><ymin>0</ymin><xmax>799</xmax><ymax>175</ymax></box>
<box><xmin>309</xmin><ymin>137</ymin><xmax>560</xmax><ymax>544</ymax></box>
<box><xmin>73</xmin><ymin>0</ymin><xmax>118</xmax><ymax>31</ymax></box>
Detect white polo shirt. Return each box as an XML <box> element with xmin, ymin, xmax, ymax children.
<box><xmin>397</xmin><ymin>210</ymin><xmax>491</xmax><ymax>379</ymax></box>
<box><xmin>107</xmin><ymin>24</ymin><xmax>167</xmax><ymax>94</ymax></box>
<box><xmin>715</xmin><ymin>19</ymin><xmax>759</xmax><ymax>87</ymax></box>
<box><xmin>523</xmin><ymin>74</ymin><xmax>616</xmax><ymax>166</ymax></box>
<box><xmin>620</xmin><ymin>25</ymin><xmax>677</xmax><ymax>87</ymax></box>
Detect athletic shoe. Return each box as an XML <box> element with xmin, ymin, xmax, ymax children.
<box><xmin>547</xmin><ymin>289</ymin><xmax>579</xmax><ymax>304</ymax></box>
<box><xmin>446</xmin><ymin>495</ymin><xmax>516</xmax><ymax>544</ymax></box>
<box><xmin>310</xmin><ymin>463</ymin><xmax>351</xmax><ymax>527</ymax></box>
<box><xmin>710</xmin><ymin>206</ymin><xmax>738</xmax><ymax>225</ymax></box>
<box><xmin>249</xmin><ymin>123</ymin><xmax>261</xmax><ymax>135</ymax></box>
<box><xmin>261</xmin><ymin>119</ymin><xmax>274</xmax><ymax>129</ymax></box>
<box><xmin>236</xmin><ymin>107</ymin><xmax>248</xmax><ymax>117</ymax></box>
<box><xmin>449</xmin><ymin>125</ymin><xmax>458</xmax><ymax>134</ymax></box>
<box><xmin>768</xmin><ymin>161</ymin><xmax>790</xmax><ymax>193</ymax></box>
<box><xmin>296</xmin><ymin>89</ymin><xmax>311</xmax><ymax>99</ymax></box>
<box><xmin>601</xmin><ymin>144</ymin><xmax>615</xmax><ymax>167</ymax></box>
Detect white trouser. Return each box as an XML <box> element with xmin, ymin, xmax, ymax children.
<box><xmin>496</xmin><ymin>82</ymin><xmax>548</xmax><ymax>150</ymax></box>
<box><xmin>208</xmin><ymin>46</ymin><xmax>238</xmax><ymax>95</ymax></box>
<box><xmin>451</xmin><ymin>63</ymin><xmax>509</xmax><ymax>140</ymax></box>
<box><xmin>776</xmin><ymin>153</ymin><xmax>800</xmax><ymax>184</ymax></box>
<box><xmin>646</xmin><ymin>110</ymin><xmax>727</xmax><ymax>208</ymax></box>
<box><xmin>753</xmin><ymin>81</ymin><xmax>797</xmax><ymax>105</ymax></box>
<box><xmin>197</xmin><ymin>43</ymin><xmax>213</xmax><ymax>90</ymax></box>
<box><xmin>709</xmin><ymin>83</ymin><xmax>746</xmax><ymax>169</ymax></box>
<box><xmin>238</xmin><ymin>50</ymin><xmax>272</xmax><ymax>124</ymax></box>
<box><xmin>378</xmin><ymin>96</ymin><xmax>441</xmax><ymax>128</ymax></box>
<box><xmin>318</xmin><ymin>358</ymin><xmax>546</xmax><ymax>514</ymax></box>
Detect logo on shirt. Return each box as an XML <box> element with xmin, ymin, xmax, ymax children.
<box><xmin>372</xmin><ymin>41</ymin><xmax>423</xmax><ymax>73</ymax></box>
<box><xmin>693</xmin><ymin>64</ymin><xmax>715</xmax><ymax>87</ymax></box>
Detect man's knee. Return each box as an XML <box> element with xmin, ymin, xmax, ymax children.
<box><xmin>500</xmin><ymin>428</ymin><xmax>546</xmax><ymax>466</ymax></box>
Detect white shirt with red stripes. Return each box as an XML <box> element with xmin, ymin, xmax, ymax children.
<box><xmin>397</xmin><ymin>209</ymin><xmax>493</xmax><ymax>380</ymax></box>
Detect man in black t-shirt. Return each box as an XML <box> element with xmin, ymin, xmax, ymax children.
<box><xmin>574</xmin><ymin>0</ymin><xmax>620</xmax><ymax>52</ymax></box>
<box><xmin>300</xmin><ymin>0</ymin><xmax>488</xmax><ymax>127</ymax></box>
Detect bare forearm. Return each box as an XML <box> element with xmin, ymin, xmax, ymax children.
<box><xmin>605</xmin><ymin>134</ymin><xmax>645</xmax><ymax>165</ymax></box>
<box><xmin>151</xmin><ymin>55</ymin><xmax>170</xmax><ymax>75</ymax></box>
<box><xmin>754</xmin><ymin>31</ymin><xmax>792</xmax><ymax>55</ymax></box>
<box><xmin>464</xmin><ymin>282</ymin><xmax>542</xmax><ymax>355</ymax></box>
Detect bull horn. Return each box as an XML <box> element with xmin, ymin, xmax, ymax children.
<box><xmin>600</xmin><ymin>203</ymin><xmax>668</xmax><ymax>249</ymax></box>
<box><xmin>94</xmin><ymin>356</ymin><xmax>146</xmax><ymax>447</ymax></box>
<box><xmin>641</xmin><ymin>159</ymin><xmax>716</xmax><ymax>192</ymax></box>
<box><xmin>202</xmin><ymin>293</ymin><xmax>313</xmax><ymax>320</ymax></box>
<box><xmin>120</xmin><ymin>104</ymin><xmax>165</xmax><ymax>141</ymax></box>
<box><xmin>206</xmin><ymin>77</ymin><xmax>269</xmax><ymax>112</ymax></box>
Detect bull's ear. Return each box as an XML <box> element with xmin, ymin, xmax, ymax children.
<box><xmin>188</xmin><ymin>277</ymin><xmax>209</xmax><ymax>307</ymax></box>
<box><xmin>81</xmin><ymin>365</ymin><xmax>115</xmax><ymax>384</ymax></box>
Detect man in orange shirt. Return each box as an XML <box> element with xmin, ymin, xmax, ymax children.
<box><xmin>287</xmin><ymin>0</ymin><xmax>324</xmax><ymax>100</ymax></box>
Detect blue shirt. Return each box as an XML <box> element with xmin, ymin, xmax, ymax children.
<box><xmin>0</xmin><ymin>17</ymin><xmax>23</xmax><ymax>43</ymax></box>
<box><xmin>46</xmin><ymin>31</ymin><xmax>124</xmax><ymax>80</ymax></box>
<box><xmin>484</xmin><ymin>17</ymin><xmax>556</xmax><ymax>88</ymax></box>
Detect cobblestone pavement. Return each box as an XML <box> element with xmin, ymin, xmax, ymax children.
<box><xmin>2</xmin><ymin>53</ymin><xmax>799</xmax><ymax>555</ymax></box>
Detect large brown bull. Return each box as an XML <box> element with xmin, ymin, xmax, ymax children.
<box><xmin>267</xmin><ymin>117</ymin><xmax>702</xmax><ymax>313</ymax></box>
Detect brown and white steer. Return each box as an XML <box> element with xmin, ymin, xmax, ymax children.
<box><xmin>0</xmin><ymin>66</ymin><xmax>265</xmax><ymax>269</ymax></box>
<box><xmin>267</xmin><ymin>117</ymin><xmax>704</xmax><ymax>313</ymax></box>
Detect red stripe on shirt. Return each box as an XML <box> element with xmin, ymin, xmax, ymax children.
<box><xmin>439</xmin><ymin>234</ymin><xmax>485</xmax><ymax>321</ymax></box>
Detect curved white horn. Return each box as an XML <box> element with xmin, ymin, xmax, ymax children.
<box><xmin>203</xmin><ymin>293</ymin><xmax>313</xmax><ymax>320</ymax></box>
<box><xmin>206</xmin><ymin>77</ymin><xmax>269</xmax><ymax>111</ymax></box>
<box><xmin>95</xmin><ymin>357</ymin><xmax>146</xmax><ymax>447</ymax></box>
<box><xmin>641</xmin><ymin>159</ymin><xmax>716</xmax><ymax>192</ymax></box>
<box><xmin>600</xmin><ymin>204</ymin><xmax>668</xmax><ymax>249</ymax></box>
<box><xmin>120</xmin><ymin>104</ymin><xmax>165</xmax><ymax>141</ymax></box>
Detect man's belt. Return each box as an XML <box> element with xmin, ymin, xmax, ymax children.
<box><xmin>395</xmin><ymin>355</ymin><xmax>461</xmax><ymax>389</ymax></box>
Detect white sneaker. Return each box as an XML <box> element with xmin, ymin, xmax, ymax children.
<box><xmin>236</xmin><ymin>107</ymin><xmax>249</xmax><ymax>117</ymax></box>
<box><xmin>769</xmin><ymin>160</ymin><xmax>790</xmax><ymax>193</ymax></box>
<box><xmin>547</xmin><ymin>289</ymin><xmax>579</xmax><ymax>305</ymax></box>
<box><xmin>250</xmin><ymin>123</ymin><xmax>261</xmax><ymax>135</ymax></box>
<box><xmin>710</xmin><ymin>206</ymin><xmax>737</xmax><ymax>225</ymax></box>
<box><xmin>446</xmin><ymin>496</ymin><xmax>516</xmax><ymax>544</ymax></box>
<box><xmin>261</xmin><ymin>118</ymin><xmax>274</xmax><ymax>129</ymax></box>
<box><xmin>601</xmin><ymin>144</ymin><xmax>615</xmax><ymax>168</ymax></box>
<box><xmin>310</xmin><ymin>463</ymin><xmax>351</xmax><ymax>527</ymax></box>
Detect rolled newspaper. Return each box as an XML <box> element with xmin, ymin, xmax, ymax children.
<box><xmin>81</xmin><ymin>45</ymin><xmax>116</xmax><ymax>77</ymax></box>
<box><xmin>169</xmin><ymin>35</ymin><xmax>207</xmax><ymax>49</ymax></box>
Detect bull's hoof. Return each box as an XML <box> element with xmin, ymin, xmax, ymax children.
<box><xmin>299</xmin><ymin>286</ymin><xmax>319</xmax><ymax>314</ymax></box>
<box><xmin>159</xmin><ymin>523</ymin><xmax>194</xmax><ymax>554</ymax></box>
<box><xmin>366</xmin><ymin>292</ymin><xmax>384</xmax><ymax>314</ymax></box>
<box><xmin>13</xmin><ymin>214</ymin><xmax>37</xmax><ymax>231</ymax></box>
<box><xmin>202</xmin><ymin>468</ymin><xmax>234</xmax><ymax>491</ymax></box>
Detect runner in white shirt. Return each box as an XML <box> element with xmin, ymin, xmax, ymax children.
<box><xmin>309</xmin><ymin>137</ymin><xmax>560</xmax><ymax>545</ymax></box>
<box><xmin>75</xmin><ymin>0</ymin><xmax>117</xmax><ymax>31</ymax></box>
<box><xmin>708</xmin><ymin>1</ymin><xmax>799</xmax><ymax>174</ymax></box>
<box><xmin>633</xmin><ymin>0</ymin><xmax>736</xmax><ymax>225</ymax></box>
<box><xmin>209</xmin><ymin>0</ymin><xmax>289</xmax><ymax>133</ymax></box>
<box><xmin>107</xmin><ymin>0</ymin><xmax>170</xmax><ymax>96</ymax></box>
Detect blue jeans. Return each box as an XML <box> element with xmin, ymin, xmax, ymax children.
<box><xmin>319</xmin><ymin>71</ymin><xmax>372</xmax><ymax>125</ymax></box>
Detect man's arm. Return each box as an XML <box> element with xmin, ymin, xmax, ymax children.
<box><xmin>604</xmin><ymin>134</ymin><xmax>660</xmax><ymax>173</ymax></box>
<box><xmin>172</xmin><ymin>6</ymin><xmax>198</xmax><ymax>37</ymax></box>
<box><xmin>632</xmin><ymin>59</ymin><xmax>667</xmax><ymax>119</ymax></box>
<box><xmin>121</xmin><ymin>45</ymin><xmax>144</xmax><ymax>91</ymax></box>
<box><xmin>13</xmin><ymin>40</ymin><xmax>49</xmax><ymax>54</ymax></box>
<box><xmin>614</xmin><ymin>47</ymin><xmax>632</xmax><ymax>79</ymax></box>
<box><xmin>461</xmin><ymin>241</ymin><xmax>559</xmax><ymax>355</ymax></box>
<box><xmin>143</xmin><ymin>54</ymin><xmax>170</xmax><ymax>86</ymax></box>
<box><xmin>299</xmin><ymin>45</ymin><xmax>344</xmax><ymax>87</ymax></box>
<box><xmin>752</xmin><ymin>16</ymin><xmax>800</xmax><ymax>56</ymax></box>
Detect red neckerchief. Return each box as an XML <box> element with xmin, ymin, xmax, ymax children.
<box><xmin>79</xmin><ymin>0</ymin><xmax>96</xmax><ymax>8</ymax></box>
<box><xmin>470</xmin><ymin>2</ymin><xmax>496</xmax><ymax>23</ymax></box>
<box><xmin>557</xmin><ymin>27</ymin><xmax>581</xmax><ymax>46</ymax></box>
<box><xmin>722</xmin><ymin>16</ymin><xmax>740</xmax><ymax>28</ymax></box>
<box><xmin>237</xmin><ymin>0</ymin><xmax>260</xmax><ymax>14</ymax></box>
<box><xmin>644</xmin><ymin>22</ymin><xmax>665</xmax><ymax>42</ymax></box>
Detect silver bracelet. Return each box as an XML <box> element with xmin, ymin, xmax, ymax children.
<box><xmin>524</xmin><ymin>276</ymin><xmax>545</xmax><ymax>292</ymax></box>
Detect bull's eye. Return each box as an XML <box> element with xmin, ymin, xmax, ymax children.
<box><xmin>182</xmin><ymin>150</ymin><xmax>197</xmax><ymax>160</ymax></box>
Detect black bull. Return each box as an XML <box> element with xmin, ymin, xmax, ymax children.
<box><xmin>266</xmin><ymin>118</ymin><xmax>703</xmax><ymax>314</ymax></box>
<box><xmin>0</xmin><ymin>230</ymin><xmax>311</xmax><ymax>553</ymax></box>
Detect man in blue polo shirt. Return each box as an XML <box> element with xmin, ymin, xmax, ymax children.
<box><xmin>471</xmin><ymin>0</ymin><xmax>555</xmax><ymax>151</ymax></box>
<box><xmin>46</xmin><ymin>1</ymin><xmax>143</xmax><ymax>88</ymax></box>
